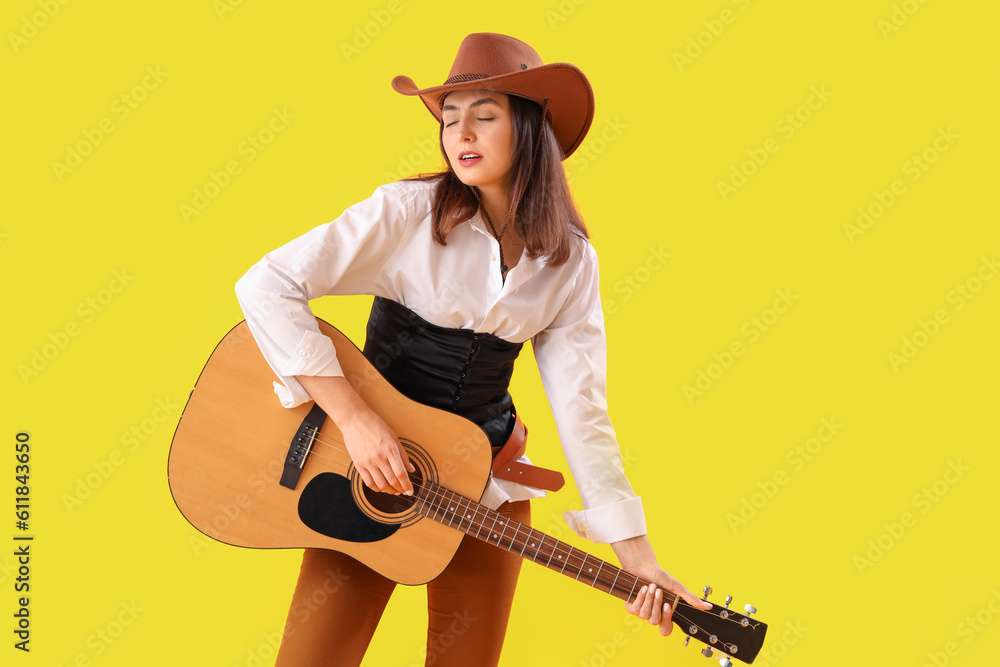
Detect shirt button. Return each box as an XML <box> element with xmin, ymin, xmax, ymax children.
<box><xmin>491</xmin><ymin>255</ymin><xmax>497</xmax><ymax>262</ymax></box>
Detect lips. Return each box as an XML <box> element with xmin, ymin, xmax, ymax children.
<box><xmin>458</xmin><ymin>150</ymin><xmax>483</xmax><ymax>167</ymax></box>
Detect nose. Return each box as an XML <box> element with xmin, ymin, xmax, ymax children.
<box><xmin>454</xmin><ymin>116</ymin><xmax>475</xmax><ymax>142</ymax></box>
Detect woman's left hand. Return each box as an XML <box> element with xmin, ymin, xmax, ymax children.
<box><xmin>612</xmin><ymin>536</ymin><xmax>712</xmax><ymax>636</ymax></box>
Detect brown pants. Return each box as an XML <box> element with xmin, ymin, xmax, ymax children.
<box><xmin>275</xmin><ymin>500</ymin><xmax>530</xmax><ymax>667</ymax></box>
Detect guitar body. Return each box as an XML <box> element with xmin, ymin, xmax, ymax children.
<box><xmin>167</xmin><ymin>319</ymin><xmax>494</xmax><ymax>585</ymax></box>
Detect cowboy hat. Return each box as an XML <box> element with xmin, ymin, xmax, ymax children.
<box><xmin>391</xmin><ymin>33</ymin><xmax>594</xmax><ymax>159</ymax></box>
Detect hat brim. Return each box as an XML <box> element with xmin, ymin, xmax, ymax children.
<box><xmin>392</xmin><ymin>63</ymin><xmax>594</xmax><ymax>159</ymax></box>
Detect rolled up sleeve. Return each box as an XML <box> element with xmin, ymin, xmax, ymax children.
<box><xmin>234</xmin><ymin>182</ymin><xmax>411</xmax><ymax>407</ymax></box>
<box><xmin>532</xmin><ymin>244</ymin><xmax>647</xmax><ymax>543</ymax></box>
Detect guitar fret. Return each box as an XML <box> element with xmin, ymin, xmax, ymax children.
<box><xmin>450</xmin><ymin>491</ymin><xmax>462</xmax><ymax>529</ymax></box>
<box><xmin>627</xmin><ymin>577</ymin><xmax>639</xmax><ymax>602</ymax></box>
<box><xmin>519</xmin><ymin>528</ymin><xmax>530</xmax><ymax>557</ymax></box>
<box><xmin>486</xmin><ymin>514</ymin><xmax>499</xmax><ymax>544</ymax></box>
<box><xmin>512</xmin><ymin>525</ymin><xmax>526</xmax><ymax>554</ymax></box>
<box><xmin>592</xmin><ymin>561</ymin><xmax>603</xmax><ymax>588</ymax></box>
<box><xmin>431</xmin><ymin>492</ymin><xmax>443</xmax><ymax>522</ymax></box>
<box><xmin>610</xmin><ymin>568</ymin><xmax>621</xmax><ymax>595</ymax></box>
<box><xmin>441</xmin><ymin>491</ymin><xmax>455</xmax><ymax>528</ymax></box>
<box><xmin>560</xmin><ymin>546</ymin><xmax>573</xmax><ymax>575</ymax></box>
<box><xmin>458</xmin><ymin>497</ymin><xmax>472</xmax><ymax>532</ymax></box>
<box><xmin>470</xmin><ymin>503</ymin><xmax>482</xmax><ymax>535</ymax></box>
<box><xmin>451</xmin><ymin>493</ymin><xmax>463</xmax><ymax>530</ymax></box>
<box><xmin>498</xmin><ymin>520</ymin><xmax>511</xmax><ymax>550</ymax></box>
<box><xmin>543</xmin><ymin>536</ymin><xmax>556</xmax><ymax>568</ymax></box>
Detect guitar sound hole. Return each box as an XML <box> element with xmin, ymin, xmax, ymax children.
<box><xmin>362</xmin><ymin>465</ymin><xmax>423</xmax><ymax>515</ymax></box>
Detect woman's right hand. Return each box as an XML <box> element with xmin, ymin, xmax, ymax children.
<box><xmin>294</xmin><ymin>375</ymin><xmax>415</xmax><ymax>496</ymax></box>
<box><xmin>340</xmin><ymin>404</ymin><xmax>416</xmax><ymax>496</ymax></box>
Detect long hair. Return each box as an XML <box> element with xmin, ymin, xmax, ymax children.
<box><xmin>407</xmin><ymin>94</ymin><xmax>588</xmax><ymax>267</ymax></box>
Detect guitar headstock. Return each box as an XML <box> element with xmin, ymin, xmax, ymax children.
<box><xmin>673</xmin><ymin>587</ymin><xmax>767</xmax><ymax>665</ymax></box>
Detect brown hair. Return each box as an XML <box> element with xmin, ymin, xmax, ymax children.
<box><xmin>406</xmin><ymin>93</ymin><xmax>588</xmax><ymax>267</ymax></box>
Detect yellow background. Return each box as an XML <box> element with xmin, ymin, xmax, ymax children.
<box><xmin>3</xmin><ymin>0</ymin><xmax>998</xmax><ymax>665</ymax></box>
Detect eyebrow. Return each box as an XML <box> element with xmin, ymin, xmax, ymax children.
<box><xmin>441</xmin><ymin>98</ymin><xmax>501</xmax><ymax>112</ymax></box>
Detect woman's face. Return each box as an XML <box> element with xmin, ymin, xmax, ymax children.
<box><xmin>440</xmin><ymin>89</ymin><xmax>514</xmax><ymax>195</ymax></box>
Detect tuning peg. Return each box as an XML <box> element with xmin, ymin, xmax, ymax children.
<box><xmin>724</xmin><ymin>595</ymin><xmax>733</xmax><ymax>609</ymax></box>
<box><xmin>701</xmin><ymin>647</ymin><xmax>714</xmax><ymax>658</ymax></box>
<box><xmin>702</xmin><ymin>586</ymin><xmax>712</xmax><ymax>601</ymax></box>
<box><xmin>744</xmin><ymin>603</ymin><xmax>757</xmax><ymax>616</ymax></box>
<box><xmin>719</xmin><ymin>658</ymin><xmax>733</xmax><ymax>667</ymax></box>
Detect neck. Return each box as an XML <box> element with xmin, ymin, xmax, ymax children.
<box><xmin>475</xmin><ymin>185</ymin><xmax>511</xmax><ymax>230</ymax></box>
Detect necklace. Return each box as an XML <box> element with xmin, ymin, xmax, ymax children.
<box><xmin>479</xmin><ymin>205</ymin><xmax>510</xmax><ymax>276</ymax></box>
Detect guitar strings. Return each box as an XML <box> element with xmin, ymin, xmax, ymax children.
<box><xmin>293</xmin><ymin>427</ymin><xmax>751</xmax><ymax>629</ymax></box>
<box><xmin>300</xmin><ymin>429</ymin><xmax>628</xmax><ymax>584</ymax></box>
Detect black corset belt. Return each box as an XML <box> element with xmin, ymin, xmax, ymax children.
<box><xmin>361</xmin><ymin>296</ymin><xmax>524</xmax><ymax>449</ymax></box>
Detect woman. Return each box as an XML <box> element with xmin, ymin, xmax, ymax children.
<box><xmin>235</xmin><ymin>32</ymin><xmax>709</xmax><ymax>667</ymax></box>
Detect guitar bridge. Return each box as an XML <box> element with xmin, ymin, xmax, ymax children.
<box><xmin>279</xmin><ymin>402</ymin><xmax>327</xmax><ymax>490</ymax></box>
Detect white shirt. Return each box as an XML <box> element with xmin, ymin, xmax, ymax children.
<box><xmin>234</xmin><ymin>178</ymin><xmax>645</xmax><ymax>543</ymax></box>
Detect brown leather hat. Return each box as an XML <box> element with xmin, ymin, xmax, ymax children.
<box><xmin>392</xmin><ymin>33</ymin><xmax>594</xmax><ymax>159</ymax></box>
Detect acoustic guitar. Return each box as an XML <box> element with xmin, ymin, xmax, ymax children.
<box><xmin>167</xmin><ymin>319</ymin><xmax>767</xmax><ymax>664</ymax></box>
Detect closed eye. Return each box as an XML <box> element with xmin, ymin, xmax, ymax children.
<box><xmin>445</xmin><ymin>118</ymin><xmax>493</xmax><ymax>128</ymax></box>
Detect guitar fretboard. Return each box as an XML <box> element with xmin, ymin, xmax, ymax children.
<box><xmin>413</xmin><ymin>479</ymin><xmax>676</xmax><ymax>608</ymax></box>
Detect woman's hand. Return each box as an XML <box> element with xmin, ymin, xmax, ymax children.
<box><xmin>340</xmin><ymin>404</ymin><xmax>416</xmax><ymax>495</ymax></box>
<box><xmin>612</xmin><ymin>535</ymin><xmax>712</xmax><ymax>636</ymax></box>
<box><xmin>294</xmin><ymin>375</ymin><xmax>415</xmax><ymax>495</ymax></box>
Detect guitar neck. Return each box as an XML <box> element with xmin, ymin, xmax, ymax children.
<box><xmin>413</xmin><ymin>480</ymin><xmax>677</xmax><ymax>608</ymax></box>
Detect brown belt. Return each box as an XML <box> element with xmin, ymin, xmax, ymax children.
<box><xmin>490</xmin><ymin>415</ymin><xmax>565</xmax><ymax>491</ymax></box>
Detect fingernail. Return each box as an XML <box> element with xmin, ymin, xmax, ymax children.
<box><xmin>639</xmin><ymin>586</ymin><xmax>648</xmax><ymax>595</ymax></box>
